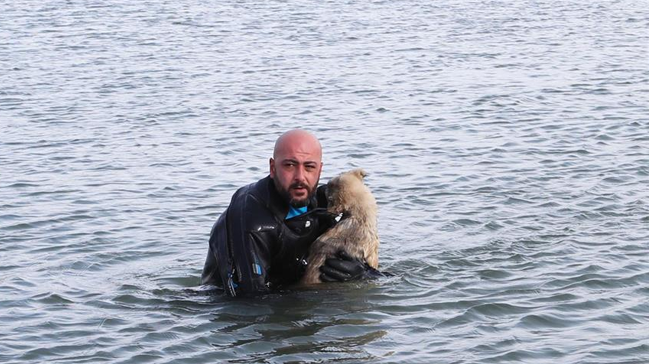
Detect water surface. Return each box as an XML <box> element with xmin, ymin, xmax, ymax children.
<box><xmin>1</xmin><ymin>0</ymin><xmax>648</xmax><ymax>363</ymax></box>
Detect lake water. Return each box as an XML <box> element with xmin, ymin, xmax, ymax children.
<box><xmin>1</xmin><ymin>0</ymin><xmax>648</xmax><ymax>363</ymax></box>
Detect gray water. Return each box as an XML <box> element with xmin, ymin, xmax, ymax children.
<box><xmin>1</xmin><ymin>0</ymin><xmax>649</xmax><ymax>363</ymax></box>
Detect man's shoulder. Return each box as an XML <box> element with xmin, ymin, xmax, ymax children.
<box><xmin>227</xmin><ymin>175</ymin><xmax>284</xmax><ymax>218</ymax></box>
<box><xmin>222</xmin><ymin>176</ymin><xmax>283</xmax><ymax>234</ymax></box>
<box><xmin>231</xmin><ymin>176</ymin><xmax>271</xmax><ymax>202</ymax></box>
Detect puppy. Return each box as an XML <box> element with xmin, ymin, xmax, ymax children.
<box><xmin>301</xmin><ymin>168</ymin><xmax>379</xmax><ymax>284</ymax></box>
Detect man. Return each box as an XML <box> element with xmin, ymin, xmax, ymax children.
<box><xmin>201</xmin><ymin>129</ymin><xmax>378</xmax><ymax>296</ymax></box>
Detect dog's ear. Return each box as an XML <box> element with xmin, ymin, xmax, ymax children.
<box><xmin>351</xmin><ymin>168</ymin><xmax>367</xmax><ymax>180</ymax></box>
<box><xmin>327</xmin><ymin>178</ymin><xmax>338</xmax><ymax>190</ymax></box>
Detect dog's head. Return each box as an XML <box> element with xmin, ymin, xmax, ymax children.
<box><xmin>325</xmin><ymin>168</ymin><xmax>375</xmax><ymax>216</ymax></box>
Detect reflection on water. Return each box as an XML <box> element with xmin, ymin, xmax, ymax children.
<box><xmin>196</xmin><ymin>285</ymin><xmax>390</xmax><ymax>362</ymax></box>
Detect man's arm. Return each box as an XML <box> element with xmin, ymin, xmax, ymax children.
<box><xmin>203</xmin><ymin>185</ymin><xmax>278</xmax><ymax>297</ymax></box>
<box><xmin>224</xmin><ymin>193</ymin><xmax>276</xmax><ymax>296</ymax></box>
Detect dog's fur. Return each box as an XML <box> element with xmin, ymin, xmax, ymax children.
<box><xmin>301</xmin><ymin>168</ymin><xmax>379</xmax><ymax>285</ymax></box>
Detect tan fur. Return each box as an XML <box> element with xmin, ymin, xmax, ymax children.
<box><xmin>301</xmin><ymin>168</ymin><xmax>379</xmax><ymax>285</ymax></box>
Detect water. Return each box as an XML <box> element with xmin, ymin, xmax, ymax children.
<box><xmin>1</xmin><ymin>0</ymin><xmax>648</xmax><ymax>363</ymax></box>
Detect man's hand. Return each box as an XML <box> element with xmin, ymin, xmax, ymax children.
<box><xmin>319</xmin><ymin>250</ymin><xmax>385</xmax><ymax>282</ymax></box>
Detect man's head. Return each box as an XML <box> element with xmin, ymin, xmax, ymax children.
<box><xmin>270</xmin><ymin>129</ymin><xmax>323</xmax><ymax>207</ymax></box>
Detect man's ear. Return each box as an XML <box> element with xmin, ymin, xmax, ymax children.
<box><xmin>269</xmin><ymin>158</ymin><xmax>275</xmax><ymax>178</ymax></box>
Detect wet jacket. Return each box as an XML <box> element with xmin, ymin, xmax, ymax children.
<box><xmin>201</xmin><ymin>176</ymin><xmax>333</xmax><ymax>296</ymax></box>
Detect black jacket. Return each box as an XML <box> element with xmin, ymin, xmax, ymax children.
<box><xmin>201</xmin><ymin>176</ymin><xmax>333</xmax><ymax>296</ymax></box>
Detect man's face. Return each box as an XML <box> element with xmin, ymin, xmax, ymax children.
<box><xmin>270</xmin><ymin>139</ymin><xmax>322</xmax><ymax>208</ymax></box>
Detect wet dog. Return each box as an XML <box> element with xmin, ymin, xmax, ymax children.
<box><xmin>301</xmin><ymin>169</ymin><xmax>379</xmax><ymax>284</ymax></box>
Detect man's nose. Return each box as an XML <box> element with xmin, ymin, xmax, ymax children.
<box><xmin>293</xmin><ymin>165</ymin><xmax>306</xmax><ymax>181</ymax></box>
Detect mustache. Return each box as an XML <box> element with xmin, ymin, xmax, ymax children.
<box><xmin>289</xmin><ymin>182</ymin><xmax>310</xmax><ymax>190</ymax></box>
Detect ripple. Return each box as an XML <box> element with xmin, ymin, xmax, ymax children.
<box><xmin>32</xmin><ymin>293</ymin><xmax>74</xmax><ymax>305</ymax></box>
<box><xmin>468</xmin><ymin>302</ymin><xmax>531</xmax><ymax>317</ymax></box>
<box><xmin>517</xmin><ymin>313</ymin><xmax>580</xmax><ymax>329</ymax></box>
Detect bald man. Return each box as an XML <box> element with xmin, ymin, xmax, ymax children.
<box><xmin>201</xmin><ymin>130</ymin><xmax>377</xmax><ymax>296</ymax></box>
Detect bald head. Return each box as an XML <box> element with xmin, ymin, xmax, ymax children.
<box><xmin>273</xmin><ymin>129</ymin><xmax>322</xmax><ymax>160</ymax></box>
<box><xmin>270</xmin><ymin>129</ymin><xmax>323</xmax><ymax>207</ymax></box>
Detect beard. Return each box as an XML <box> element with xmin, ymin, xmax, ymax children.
<box><xmin>275</xmin><ymin>181</ymin><xmax>317</xmax><ymax>208</ymax></box>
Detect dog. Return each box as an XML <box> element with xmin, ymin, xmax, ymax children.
<box><xmin>301</xmin><ymin>168</ymin><xmax>379</xmax><ymax>284</ymax></box>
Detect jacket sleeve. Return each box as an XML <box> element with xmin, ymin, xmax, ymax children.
<box><xmin>223</xmin><ymin>191</ymin><xmax>277</xmax><ymax>296</ymax></box>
